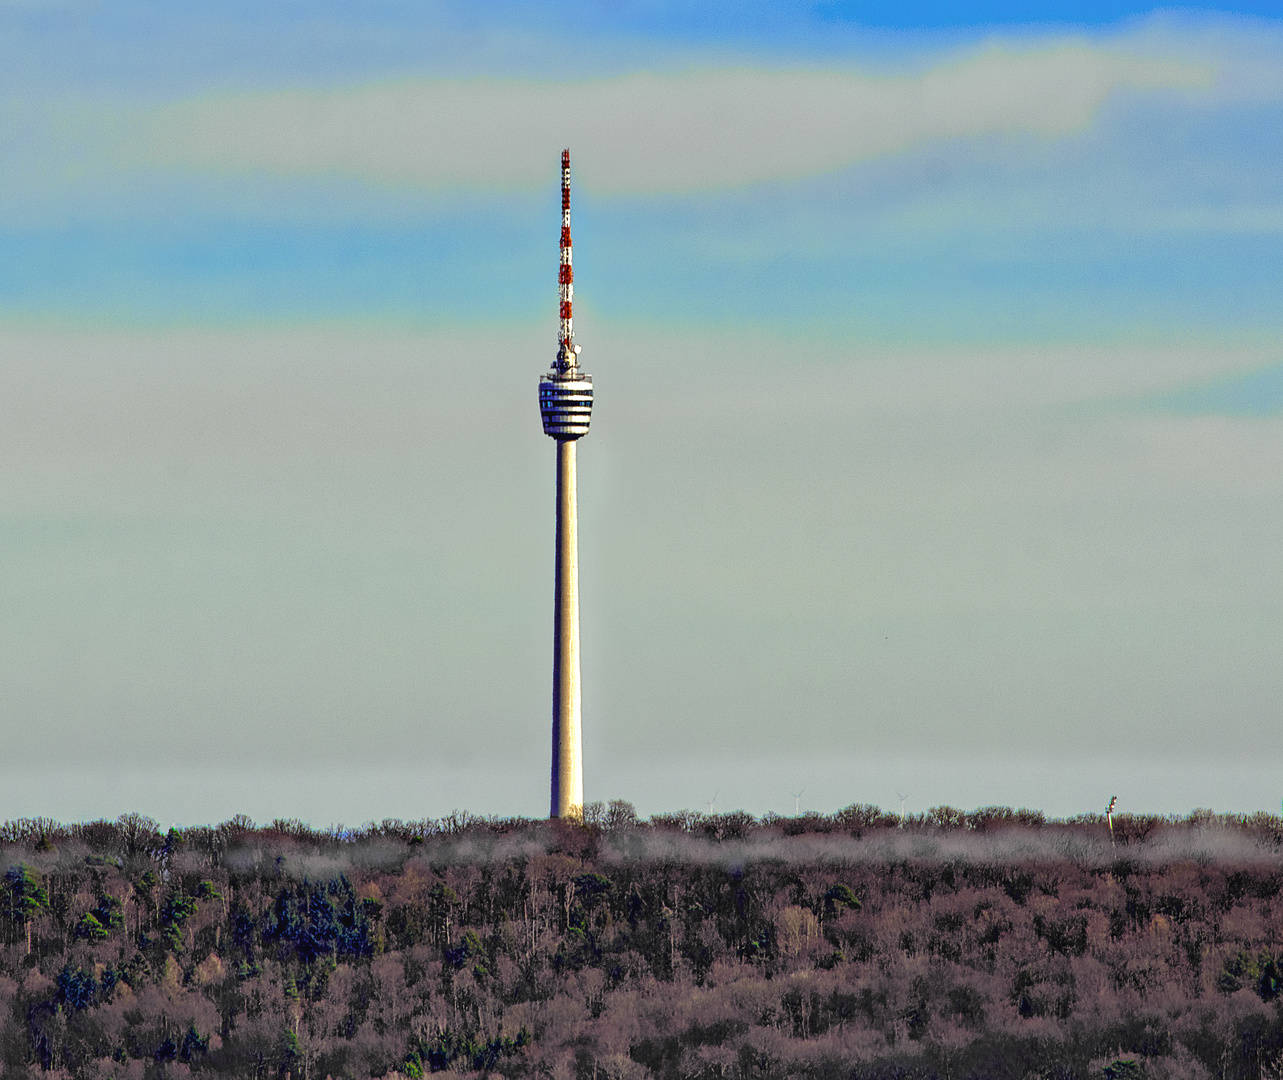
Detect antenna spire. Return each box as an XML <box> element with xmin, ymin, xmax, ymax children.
<box><xmin>558</xmin><ymin>148</ymin><xmax>577</xmax><ymax>373</ymax></box>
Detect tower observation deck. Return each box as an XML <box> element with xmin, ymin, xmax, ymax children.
<box><xmin>541</xmin><ymin>149</ymin><xmax>592</xmax><ymax>819</ymax></box>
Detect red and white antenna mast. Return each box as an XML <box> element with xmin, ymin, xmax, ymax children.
<box><xmin>557</xmin><ymin>148</ymin><xmax>580</xmax><ymax>372</ymax></box>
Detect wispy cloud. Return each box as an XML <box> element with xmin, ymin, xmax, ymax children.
<box><xmin>115</xmin><ymin>44</ymin><xmax>1208</xmax><ymax>195</ymax></box>
<box><xmin>1145</xmin><ymin>359</ymin><xmax>1283</xmax><ymax>417</ymax></box>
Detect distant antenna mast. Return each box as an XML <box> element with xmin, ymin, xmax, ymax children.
<box><xmin>1106</xmin><ymin>795</ymin><xmax>1117</xmax><ymax>848</ymax></box>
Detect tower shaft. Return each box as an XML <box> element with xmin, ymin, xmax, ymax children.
<box><xmin>551</xmin><ymin>438</ymin><xmax>583</xmax><ymax>818</ymax></box>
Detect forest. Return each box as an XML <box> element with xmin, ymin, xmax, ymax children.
<box><xmin>0</xmin><ymin>803</ymin><xmax>1281</xmax><ymax>1080</ymax></box>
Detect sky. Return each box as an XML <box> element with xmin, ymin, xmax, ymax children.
<box><xmin>1</xmin><ymin>0</ymin><xmax>1281</xmax><ymax>826</ymax></box>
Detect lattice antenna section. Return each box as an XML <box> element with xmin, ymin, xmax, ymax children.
<box><xmin>559</xmin><ymin>148</ymin><xmax>576</xmax><ymax>366</ymax></box>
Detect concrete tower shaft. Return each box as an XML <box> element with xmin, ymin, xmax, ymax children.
<box><xmin>550</xmin><ymin>438</ymin><xmax>582</xmax><ymax>818</ymax></box>
<box><xmin>541</xmin><ymin>149</ymin><xmax>592</xmax><ymax>820</ymax></box>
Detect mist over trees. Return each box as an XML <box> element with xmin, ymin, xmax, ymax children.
<box><xmin>0</xmin><ymin>805</ymin><xmax>1281</xmax><ymax>1079</ymax></box>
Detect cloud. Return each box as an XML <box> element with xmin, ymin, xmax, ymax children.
<box><xmin>1146</xmin><ymin>359</ymin><xmax>1283</xmax><ymax>417</ymax></box>
<box><xmin>125</xmin><ymin>44</ymin><xmax>1209</xmax><ymax>194</ymax></box>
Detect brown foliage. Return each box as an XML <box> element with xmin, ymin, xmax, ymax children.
<box><xmin>0</xmin><ymin>809</ymin><xmax>1279</xmax><ymax>1077</ymax></box>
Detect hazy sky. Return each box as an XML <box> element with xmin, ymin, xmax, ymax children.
<box><xmin>1</xmin><ymin>1</ymin><xmax>1281</xmax><ymax>824</ymax></box>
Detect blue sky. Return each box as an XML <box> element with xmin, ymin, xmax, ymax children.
<box><xmin>1</xmin><ymin>2</ymin><xmax>1282</xmax><ymax>824</ymax></box>
<box><xmin>2</xmin><ymin>3</ymin><xmax>1280</xmax><ymax>341</ymax></box>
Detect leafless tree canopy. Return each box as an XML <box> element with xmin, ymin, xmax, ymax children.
<box><xmin>0</xmin><ymin>805</ymin><xmax>1280</xmax><ymax>1079</ymax></box>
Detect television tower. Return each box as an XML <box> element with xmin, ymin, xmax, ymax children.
<box><xmin>539</xmin><ymin>149</ymin><xmax>593</xmax><ymax>819</ymax></box>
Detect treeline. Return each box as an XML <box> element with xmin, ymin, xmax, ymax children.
<box><xmin>0</xmin><ymin>805</ymin><xmax>1280</xmax><ymax>1079</ymax></box>
<box><xmin>3</xmin><ymin>802</ymin><xmax>1282</xmax><ymax>850</ymax></box>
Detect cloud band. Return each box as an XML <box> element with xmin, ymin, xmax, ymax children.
<box><xmin>128</xmin><ymin>44</ymin><xmax>1210</xmax><ymax>194</ymax></box>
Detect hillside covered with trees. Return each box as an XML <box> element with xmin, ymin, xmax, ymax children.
<box><xmin>0</xmin><ymin>804</ymin><xmax>1281</xmax><ymax>1080</ymax></box>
